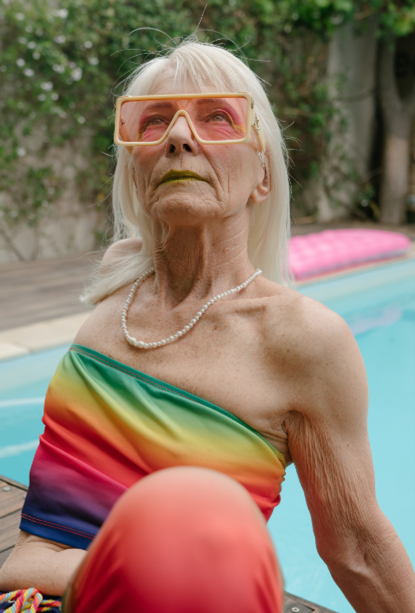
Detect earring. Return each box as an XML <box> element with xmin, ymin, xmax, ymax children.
<box><xmin>257</xmin><ymin>151</ymin><xmax>267</xmax><ymax>169</ymax></box>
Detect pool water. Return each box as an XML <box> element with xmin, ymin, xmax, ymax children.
<box><xmin>269</xmin><ymin>259</ymin><xmax>415</xmax><ymax>612</ymax></box>
<box><xmin>0</xmin><ymin>344</ymin><xmax>70</xmax><ymax>483</ymax></box>
<box><xmin>1</xmin><ymin>259</ymin><xmax>414</xmax><ymax>613</ymax></box>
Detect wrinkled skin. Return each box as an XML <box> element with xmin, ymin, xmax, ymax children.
<box><xmin>1</xmin><ymin>73</ymin><xmax>414</xmax><ymax>613</ymax></box>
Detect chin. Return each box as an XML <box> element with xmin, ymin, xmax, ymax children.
<box><xmin>149</xmin><ymin>194</ymin><xmax>222</xmax><ymax>223</ymax></box>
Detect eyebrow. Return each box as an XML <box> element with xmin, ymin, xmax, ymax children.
<box><xmin>194</xmin><ymin>98</ymin><xmax>231</xmax><ymax>106</ymax></box>
<box><xmin>140</xmin><ymin>101</ymin><xmax>175</xmax><ymax>111</ymax></box>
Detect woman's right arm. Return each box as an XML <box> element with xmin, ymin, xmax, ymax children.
<box><xmin>0</xmin><ymin>530</ymin><xmax>86</xmax><ymax>596</ymax></box>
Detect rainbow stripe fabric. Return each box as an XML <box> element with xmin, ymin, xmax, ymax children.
<box><xmin>21</xmin><ymin>345</ymin><xmax>286</xmax><ymax>549</ymax></box>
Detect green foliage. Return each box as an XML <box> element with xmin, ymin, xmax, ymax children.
<box><xmin>0</xmin><ymin>0</ymin><xmax>195</xmax><ymax>228</ymax></box>
<box><xmin>0</xmin><ymin>0</ymin><xmax>414</xmax><ymax>234</ymax></box>
<box><xmin>356</xmin><ymin>1</ymin><xmax>415</xmax><ymax>38</ymax></box>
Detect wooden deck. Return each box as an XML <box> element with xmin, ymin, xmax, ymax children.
<box><xmin>0</xmin><ymin>474</ymin><xmax>27</xmax><ymax>568</ymax></box>
<box><xmin>0</xmin><ymin>253</ymin><xmax>96</xmax><ymax>332</ymax></box>
<box><xmin>1</xmin><ymin>220</ymin><xmax>414</xmax><ymax>333</ymax></box>
<box><xmin>0</xmin><ymin>475</ymin><xmax>337</xmax><ymax>612</ymax></box>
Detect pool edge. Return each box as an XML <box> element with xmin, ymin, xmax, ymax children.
<box><xmin>1</xmin><ymin>253</ymin><xmax>414</xmax><ymax>363</ymax></box>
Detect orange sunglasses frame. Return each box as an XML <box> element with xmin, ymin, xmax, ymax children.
<box><xmin>114</xmin><ymin>92</ymin><xmax>265</xmax><ymax>151</ymax></box>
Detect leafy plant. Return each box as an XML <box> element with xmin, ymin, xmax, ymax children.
<box><xmin>2</xmin><ymin>0</ymin><xmax>412</xmax><ymax>254</ymax></box>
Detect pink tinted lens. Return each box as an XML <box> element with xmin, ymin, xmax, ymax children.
<box><xmin>188</xmin><ymin>96</ymin><xmax>248</xmax><ymax>141</ymax></box>
<box><xmin>118</xmin><ymin>99</ymin><xmax>176</xmax><ymax>143</ymax></box>
<box><xmin>118</xmin><ymin>96</ymin><xmax>248</xmax><ymax>143</ymax></box>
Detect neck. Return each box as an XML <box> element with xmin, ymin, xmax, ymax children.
<box><xmin>150</xmin><ymin>211</ymin><xmax>255</xmax><ymax>306</ymax></box>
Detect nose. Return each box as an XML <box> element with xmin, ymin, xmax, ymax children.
<box><xmin>165</xmin><ymin>114</ymin><xmax>198</xmax><ymax>156</ymax></box>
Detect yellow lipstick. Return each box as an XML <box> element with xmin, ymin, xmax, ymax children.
<box><xmin>159</xmin><ymin>170</ymin><xmax>208</xmax><ymax>185</ymax></box>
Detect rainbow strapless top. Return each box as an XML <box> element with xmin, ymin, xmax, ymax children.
<box><xmin>21</xmin><ymin>344</ymin><xmax>286</xmax><ymax>549</ymax></box>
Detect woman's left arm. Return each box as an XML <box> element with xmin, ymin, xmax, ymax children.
<box><xmin>284</xmin><ymin>302</ymin><xmax>415</xmax><ymax>613</ymax></box>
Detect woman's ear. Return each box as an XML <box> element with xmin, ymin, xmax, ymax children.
<box><xmin>251</xmin><ymin>164</ymin><xmax>270</xmax><ymax>204</ymax></box>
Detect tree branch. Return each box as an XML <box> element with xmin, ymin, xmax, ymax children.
<box><xmin>403</xmin><ymin>73</ymin><xmax>415</xmax><ymax>117</ymax></box>
<box><xmin>0</xmin><ymin>224</ymin><xmax>26</xmax><ymax>261</ymax></box>
<box><xmin>378</xmin><ymin>39</ymin><xmax>402</xmax><ymax>122</ymax></box>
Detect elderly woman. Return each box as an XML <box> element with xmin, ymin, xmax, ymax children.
<box><xmin>0</xmin><ymin>41</ymin><xmax>414</xmax><ymax>613</ymax></box>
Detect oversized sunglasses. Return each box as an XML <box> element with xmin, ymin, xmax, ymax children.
<box><xmin>114</xmin><ymin>92</ymin><xmax>265</xmax><ymax>151</ymax></box>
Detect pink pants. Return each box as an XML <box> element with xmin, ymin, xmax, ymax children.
<box><xmin>63</xmin><ymin>467</ymin><xmax>283</xmax><ymax>613</ymax></box>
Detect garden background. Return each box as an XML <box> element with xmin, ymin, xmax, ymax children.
<box><xmin>1</xmin><ymin>0</ymin><xmax>414</xmax><ymax>263</ymax></box>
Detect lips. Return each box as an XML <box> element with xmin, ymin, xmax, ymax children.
<box><xmin>159</xmin><ymin>170</ymin><xmax>209</xmax><ymax>185</ymax></box>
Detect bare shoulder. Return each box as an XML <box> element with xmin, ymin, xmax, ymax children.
<box><xmin>100</xmin><ymin>237</ymin><xmax>142</xmax><ymax>269</ymax></box>
<box><xmin>262</xmin><ymin>283</ymin><xmax>357</xmax><ymax>361</ymax></box>
<box><xmin>260</xmin><ymin>283</ymin><xmax>368</xmax><ymax>422</ymax></box>
<box><xmin>75</xmin><ymin>239</ymin><xmax>142</xmax><ymax>346</ymax></box>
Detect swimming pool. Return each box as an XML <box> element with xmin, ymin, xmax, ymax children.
<box><xmin>1</xmin><ymin>258</ymin><xmax>414</xmax><ymax>612</ymax></box>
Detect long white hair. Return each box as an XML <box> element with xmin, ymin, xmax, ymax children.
<box><xmin>83</xmin><ymin>39</ymin><xmax>293</xmax><ymax>304</ymax></box>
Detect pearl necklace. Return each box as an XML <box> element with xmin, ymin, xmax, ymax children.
<box><xmin>122</xmin><ymin>267</ymin><xmax>262</xmax><ymax>350</ymax></box>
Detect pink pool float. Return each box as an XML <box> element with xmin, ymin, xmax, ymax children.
<box><xmin>289</xmin><ymin>229</ymin><xmax>411</xmax><ymax>281</ymax></box>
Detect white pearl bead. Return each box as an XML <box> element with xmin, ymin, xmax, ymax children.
<box><xmin>122</xmin><ymin>268</ymin><xmax>261</xmax><ymax>350</ymax></box>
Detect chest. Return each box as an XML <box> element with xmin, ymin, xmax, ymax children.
<box><xmin>75</xmin><ymin>297</ymin><xmax>294</xmax><ymax>461</ymax></box>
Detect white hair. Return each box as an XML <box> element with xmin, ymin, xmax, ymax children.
<box><xmin>83</xmin><ymin>39</ymin><xmax>293</xmax><ymax>304</ymax></box>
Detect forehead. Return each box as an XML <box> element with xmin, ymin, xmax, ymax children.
<box><xmin>148</xmin><ymin>67</ymin><xmax>222</xmax><ymax>96</ymax></box>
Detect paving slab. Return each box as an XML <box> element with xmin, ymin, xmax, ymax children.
<box><xmin>0</xmin><ymin>312</ymin><xmax>91</xmax><ymax>361</ymax></box>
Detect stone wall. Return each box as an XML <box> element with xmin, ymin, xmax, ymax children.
<box><xmin>0</xmin><ymin>138</ymin><xmax>103</xmax><ymax>264</ymax></box>
<box><xmin>0</xmin><ymin>22</ymin><xmax>404</xmax><ymax>260</ymax></box>
<box><xmin>316</xmin><ymin>20</ymin><xmax>378</xmax><ymax>222</ymax></box>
